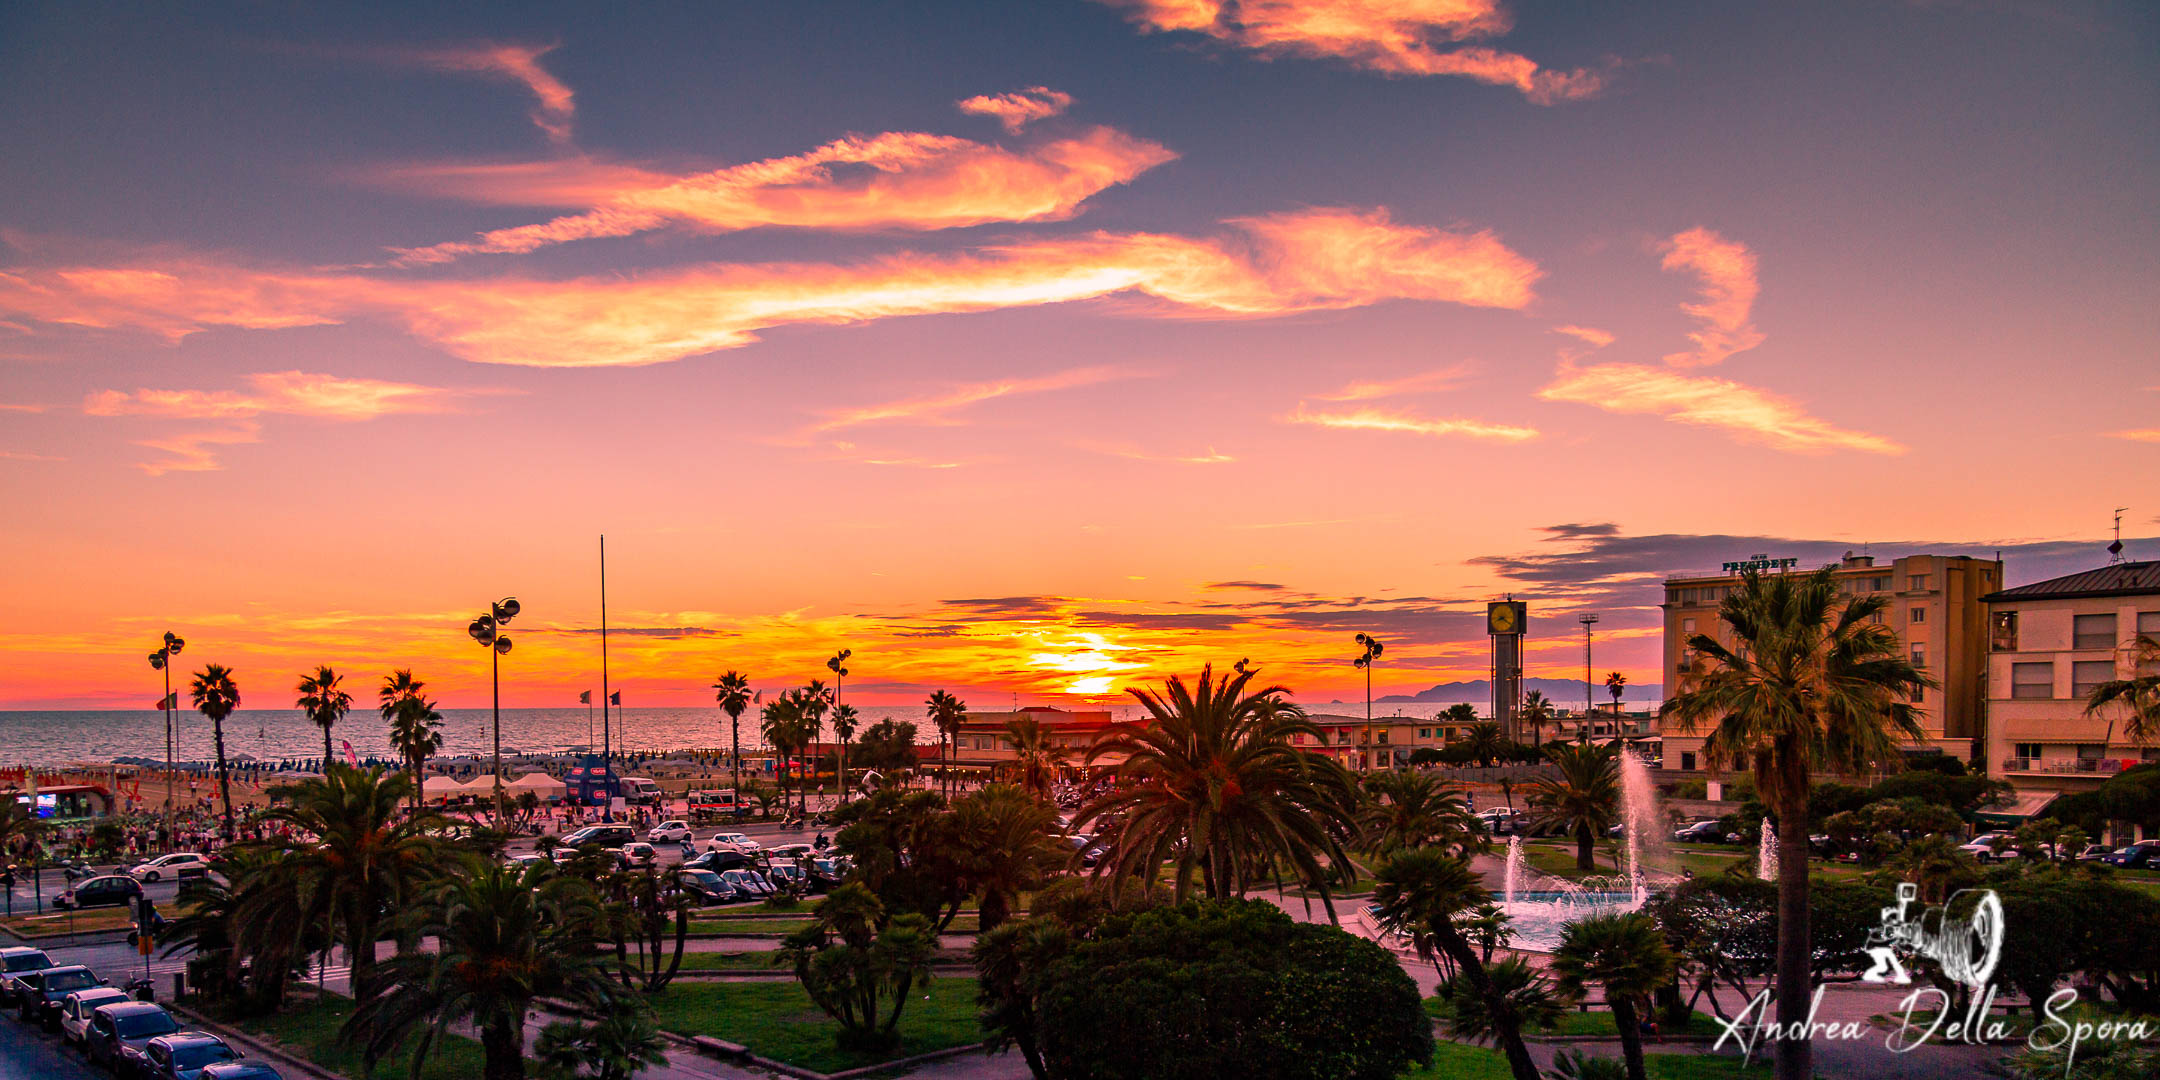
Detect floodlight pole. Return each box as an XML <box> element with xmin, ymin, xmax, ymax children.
<box><xmin>1579</xmin><ymin>614</ymin><xmax>1599</xmax><ymax>736</ymax></box>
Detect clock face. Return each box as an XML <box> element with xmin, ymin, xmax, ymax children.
<box><xmin>1488</xmin><ymin>602</ymin><xmax>1519</xmax><ymax>635</ymax></box>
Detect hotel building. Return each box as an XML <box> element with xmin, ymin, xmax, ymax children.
<box><xmin>1982</xmin><ymin>561</ymin><xmax>2160</xmax><ymax>799</ymax></box>
<box><xmin>1658</xmin><ymin>552</ymin><xmax>2002</xmax><ymax>773</ymax></box>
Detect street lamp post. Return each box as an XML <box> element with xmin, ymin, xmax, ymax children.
<box><xmin>1578</xmin><ymin>614</ymin><xmax>1599</xmax><ymax>739</ymax></box>
<box><xmin>467</xmin><ymin>597</ymin><xmax>520</xmax><ymax>831</ymax></box>
<box><xmin>1354</xmin><ymin>634</ymin><xmax>1383</xmax><ymax>771</ymax></box>
<box><xmin>826</xmin><ymin>649</ymin><xmax>851</xmax><ymax>806</ymax></box>
<box><xmin>147</xmin><ymin>632</ymin><xmax>184</xmax><ymax>849</ymax></box>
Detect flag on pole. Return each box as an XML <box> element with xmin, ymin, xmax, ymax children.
<box><xmin>340</xmin><ymin>739</ymin><xmax>360</xmax><ymax>768</ymax></box>
<box><xmin>579</xmin><ymin>690</ymin><xmax>592</xmax><ymax>704</ymax></box>
<box><xmin>154</xmin><ymin>693</ymin><xmax>177</xmax><ymax>710</ymax></box>
<box><xmin>609</xmin><ymin>692</ymin><xmax>621</xmax><ymax>705</ymax></box>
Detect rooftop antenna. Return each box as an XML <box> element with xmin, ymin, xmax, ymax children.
<box><xmin>2109</xmin><ymin>507</ymin><xmax>2128</xmax><ymax>564</ymax></box>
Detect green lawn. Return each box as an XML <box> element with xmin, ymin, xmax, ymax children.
<box><xmin>210</xmin><ymin>990</ymin><xmax>493</xmax><ymax>1080</ymax></box>
<box><xmin>1401</xmin><ymin>1043</ymin><xmax>1765</xmax><ymax>1079</ymax></box>
<box><xmin>668</xmin><ymin>949</ymin><xmax>967</xmax><ymax>971</ymax></box>
<box><xmin>645</xmin><ymin>976</ymin><xmax>982</xmax><ymax>1074</ymax></box>
<box><xmin>1427</xmin><ymin>997</ymin><xmax>1722</xmax><ymax>1038</ymax></box>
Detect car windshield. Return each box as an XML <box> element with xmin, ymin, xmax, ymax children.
<box><xmin>45</xmin><ymin>971</ymin><xmax>97</xmax><ymax>991</ymax></box>
<box><xmin>115</xmin><ymin>1011</ymin><xmax>179</xmax><ymax>1037</ymax></box>
<box><xmin>4</xmin><ymin>953</ymin><xmax>52</xmax><ymax>972</ymax></box>
<box><xmin>172</xmin><ymin>1043</ymin><xmax>237</xmax><ymax>1068</ymax></box>
<box><xmin>684</xmin><ymin>871</ymin><xmax>721</xmax><ymax>885</ymax></box>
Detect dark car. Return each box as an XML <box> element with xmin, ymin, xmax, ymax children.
<box><xmin>141</xmin><ymin>1031</ymin><xmax>243</xmax><ymax>1080</ymax></box>
<box><xmin>2101</xmin><ymin>842</ymin><xmax>2160</xmax><ymax>869</ymax></box>
<box><xmin>54</xmin><ymin>873</ymin><xmax>143</xmax><ymax>910</ymax></box>
<box><xmin>17</xmin><ymin>964</ymin><xmax>102</xmax><ymax>1028</ymax></box>
<box><xmin>674</xmin><ymin>869</ymin><xmax>738</xmax><ymax>905</ymax></box>
<box><xmin>200</xmin><ymin>1061</ymin><xmax>283</xmax><ymax>1080</ymax></box>
<box><xmin>0</xmin><ymin>948</ymin><xmax>53</xmax><ymax>1006</ymax></box>
<box><xmin>559</xmin><ymin>824</ymin><xmax>636</xmax><ymax>850</ymax></box>
<box><xmin>683</xmin><ymin>849</ymin><xmax>752</xmax><ymax>874</ymax></box>
<box><xmin>805</xmin><ymin>857</ymin><xmax>848</xmax><ymax>891</ymax></box>
<box><xmin>86</xmin><ymin>1001</ymin><xmax>180</xmax><ymax>1070</ymax></box>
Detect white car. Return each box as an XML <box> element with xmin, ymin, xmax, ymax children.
<box><xmin>616</xmin><ymin>842</ymin><xmax>660</xmax><ymax>869</ymax></box>
<box><xmin>648</xmin><ymin>821</ymin><xmax>692</xmax><ymax>843</ymax></box>
<box><xmin>128</xmin><ymin>853</ymin><xmax>209</xmax><ymax>882</ymax></box>
<box><xmin>704</xmin><ymin>832</ymin><xmax>760</xmax><ymax>854</ymax></box>
<box><xmin>1958</xmin><ymin>833</ymin><xmax>2021</xmax><ymax>863</ymax></box>
<box><xmin>59</xmin><ymin>987</ymin><xmax>131</xmax><ymax>1045</ymax></box>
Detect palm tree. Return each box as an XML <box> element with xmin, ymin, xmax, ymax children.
<box><xmin>1659</xmin><ymin>566</ymin><xmax>1929</xmax><ymax>1080</ymax></box>
<box><xmin>712</xmin><ymin>671</ymin><xmax>754</xmax><ymax>805</ymax></box>
<box><xmin>164</xmin><ymin>847</ymin><xmax>319</xmax><ymax>1014</ymax></box>
<box><xmin>380</xmin><ymin>671</ymin><xmax>443</xmax><ymax>815</ymax></box>
<box><xmin>945</xmin><ymin>784</ymin><xmax>1067</xmax><ymax>931</ymax></box>
<box><xmin>760</xmin><ymin>693</ymin><xmax>805</xmax><ymax>816</ymax></box>
<box><xmin>257</xmin><ymin>765</ymin><xmax>440</xmax><ymax>1001</ymax></box>
<box><xmin>296</xmin><ymin>665</ymin><xmax>353</xmax><ymax>765</ymax></box>
<box><xmin>1464</xmin><ymin>721</ymin><xmax>1505</xmax><ymax>767</ymax></box>
<box><xmin>1072</xmin><ymin>665</ymin><xmax>1359</xmax><ymax>917</ymax></box>
<box><xmin>352</xmin><ymin>857</ymin><xmax>621</xmax><ymax>1080</ymax></box>
<box><xmin>1360</xmin><ymin>769</ymin><xmax>1482</xmax><ymax>856</ymax></box>
<box><xmin>1001</xmin><ymin>716</ymin><xmax>1069</xmax><ymax>799</ymax></box>
<box><xmin>1550</xmin><ymin>912</ymin><xmax>1676</xmax><ymax>1080</ymax></box>
<box><xmin>535</xmin><ymin>1010</ymin><xmax>669</xmax><ymax>1080</ymax></box>
<box><xmin>831</xmin><ymin>702</ymin><xmax>861</xmax><ymax>804</ymax></box>
<box><xmin>1372</xmin><ymin>848</ymin><xmax>1542</xmax><ymax>1080</ymax></box>
<box><xmin>926</xmin><ymin>690</ymin><xmax>967</xmax><ymax>799</ymax></box>
<box><xmin>2085</xmin><ymin>635</ymin><xmax>2160</xmax><ymax>753</ymax></box>
<box><xmin>189</xmin><ymin>664</ymin><xmax>241</xmax><ymax>839</ymax></box>
<box><xmin>1526</xmin><ymin>742</ymin><xmax>1621</xmax><ymax>872</ymax></box>
<box><xmin>799</xmin><ymin>679</ymin><xmax>833</xmax><ymax>813</ymax></box>
<box><xmin>1521</xmin><ymin>691</ymin><xmax>1554</xmax><ymax>749</ymax></box>
<box><xmin>1605</xmin><ymin>671</ymin><xmax>1629</xmax><ymax>719</ymax></box>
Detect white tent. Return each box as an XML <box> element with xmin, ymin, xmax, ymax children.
<box><xmin>506</xmin><ymin>772</ymin><xmax>566</xmax><ymax>798</ymax></box>
<box><xmin>421</xmin><ymin>774</ymin><xmax>470</xmax><ymax>799</ymax></box>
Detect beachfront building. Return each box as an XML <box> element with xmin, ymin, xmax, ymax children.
<box><xmin>1294</xmin><ymin>713</ymin><xmax>1482</xmax><ymax>769</ymax></box>
<box><xmin>942</xmin><ymin>706</ymin><xmax>1125</xmax><ymax>782</ymax></box>
<box><xmin>1658</xmin><ymin>552</ymin><xmax>2002</xmax><ymax>773</ymax></box>
<box><xmin>1981</xmin><ymin>561</ymin><xmax>2160</xmax><ymax>805</ymax></box>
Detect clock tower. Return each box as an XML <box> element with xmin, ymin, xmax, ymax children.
<box><xmin>1487</xmin><ymin>600</ymin><xmax>1528</xmax><ymax>740</ymax></box>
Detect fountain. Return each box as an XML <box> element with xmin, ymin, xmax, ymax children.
<box><xmin>1504</xmin><ymin>835</ymin><xmax>1523</xmax><ymax>906</ymax></box>
<box><xmin>1758</xmin><ymin>817</ymin><xmax>1779</xmax><ymax>880</ymax></box>
<box><xmin>1482</xmin><ymin>748</ymin><xmax>1676</xmax><ymax>951</ymax></box>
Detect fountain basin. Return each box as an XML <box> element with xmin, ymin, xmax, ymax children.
<box><xmin>1496</xmin><ymin>890</ymin><xmax>1646</xmax><ymax>952</ymax></box>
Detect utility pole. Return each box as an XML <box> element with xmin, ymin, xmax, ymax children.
<box><xmin>1579</xmin><ymin>614</ymin><xmax>1599</xmax><ymax>737</ymax></box>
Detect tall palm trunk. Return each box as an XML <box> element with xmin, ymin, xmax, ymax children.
<box><xmin>1437</xmin><ymin>928</ymin><xmax>1539</xmax><ymax>1080</ymax></box>
<box><xmin>481</xmin><ymin>1017</ymin><xmax>525</xmax><ymax>1080</ymax></box>
<box><xmin>1575</xmin><ymin>821</ymin><xmax>1595</xmax><ymax>871</ymax></box>
<box><xmin>322</xmin><ymin>725</ymin><xmax>333</xmax><ymax>766</ymax></box>
<box><xmin>1611</xmin><ymin>993</ymin><xmax>1647</xmax><ymax>1080</ymax></box>
<box><xmin>212</xmin><ymin>717</ymin><xmax>235</xmax><ymax>838</ymax></box>
<box><xmin>1773</xmin><ymin>788</ymin><xmax>1812</xmax><ymax>1080</ymax></box>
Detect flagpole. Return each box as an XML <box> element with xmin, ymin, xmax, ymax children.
<box><xmin>600</xmin><ymin>534</ymin><xmax>611</xmax><ymax>822</ymax></box>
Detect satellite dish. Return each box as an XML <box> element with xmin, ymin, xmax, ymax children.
<box><xmin>499</xmin><ymin>598</ymin><xmax>521</xmax><ymax>621</ymax></box>
<box><xmin>495</xmin><ymin>636</ymin><xmax>514</xmax><ymax>655</ymax></box>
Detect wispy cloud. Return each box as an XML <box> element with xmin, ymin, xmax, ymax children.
<box><xmin>83</xmin><ymin>371</ymin><xmax>487</xmax><ymax>421</ymax></box>
<box><xmin>385</xmin><ymin>127</ymin><xmax>1175</xmax><ymax>265</ymax></box>
<box><xmin>1552</xmin><ymin>324</ymin><xmax>1614</xmax><ymax>349</ymax></box>
<box><xmin>1313</xmin><ymin>362</ymin><xmax>1473</xmax><ymax>401</ymax></box>
<box><xmin>131</xmin><ymin>422</ymin><xmax>261</xmax><ymax>476</ymax></box>
<box><xmin>0</xmin><ymin>402</ymin><xmax>45</xmax><ymax>413</ymax></box>
<box><xmin>0</xmin><ymin>207</ymin><xmax>1539</xmax><ymax>368</ymax></box>
<box><xmin>1537</xmin><ymin>362</ymin><xmax>1902</xmax><ymax>455</ymax></box>
<box><xmin>1659</xmin><ymin>227</ymin><xmax>1763</xmax><ymax>367</ymax></box>
<box><xmin>1286</xmin><ymin>402</ymin><xmax>1538</xmax><ymax>442</ymax></box>
<box><xmin>0</xmin><ymin>450</ymin><xmax>63</xmax><ymax>462</ymax></box>
<box><xmin>956</xmin><ymin>87</ymin><xmax>1074</xmax><ymax>133</ymax></box>
<box><xmin>396</xmin><ymin>43</ymin><xmax>576</xmax><ymax>144</ymax></box>
<box><xmin>1101</xmin><ymin>0</ymin><xmax>1611</xmax><ymax>103</ymax></box>
<box><xmin>807</xmin><ymin>365</ymin><xmax>1141</xmax><ymax>435</ymax></box>
<box><xmin>1080</xmin><ymin>441</ymin><xmax>1236</xmax><ymax>464</ymax></box>
<box><xmin>2112</xmin><ymin>429</ymin><xmax>2160</xmax><ymax>443</ymax></box>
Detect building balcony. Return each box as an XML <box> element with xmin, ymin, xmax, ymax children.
<box><xmin>2001</xmin><ymin>757</ymin><xmax>2124</xmax><ymax>775</ymax></box>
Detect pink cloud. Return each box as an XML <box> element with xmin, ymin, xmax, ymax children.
<box><xmin>1552</xmin><ymin>324</ymin><xmax>1614</xmax><ymax>349</ymax></box>
<box><xmin>1314</xmin><ymin>362</ymin><xmax>1474</xmax><ymax>401</ymax></box>
<box><xmin>1537</xmin><ymin>362</ymin><xmax>1903</xmax><ymax>455</ymax></box>
<box><xmin>83</xmin><ymin>371</ymin><xmax>483</xmax><ymax>421</ymax></box>
<box><xmin>1659</xmin><ymin>227</ymin><xmax>1764</xmax><ymax>367</ymax></box>
<box><xmin>386</xmin><ymin>126</ymin><xmax>1175</xmax><ymax>265</ymax></box>
<box><xmin>1285</xmin><ymin>402</ymin><xmax>1538</xmax><ymax>442</ymax></box>
<box><xmin>0</xmin><ymin>207</ymin><xmax>1539</xmax><ymax>368</ymax></box>
<box><xmin>1102</xmin><ymin>0</ymin><xmax>1610</xmax><ymax>103</ymax></box>
<box><xmin>956</xmin><ymin>87</ymin><xmax>1075</xmax><ymax>133</ymax></box>
<box><xmin>401</xmin><ymin>43</ymin><xmax>576</xmax><ymax>144</ymax></box>
<box><xmin>2111</xmin><ymin>429</ymin><xmax>2160</xmax><ymax>443</ymax></box>
<box><xmin>130</xmin><ymin>422</ymin><xmax>262</xmax><ymax>476</ymax></box>
<box><xmin>806</xmin><ymin>366</ymin><xmax>1144</xmax><ymax>435</ymax></box>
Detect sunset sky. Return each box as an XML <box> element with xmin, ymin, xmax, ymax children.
<box><xmin>3</xmin><ymin>1</ymin><xmax>2155</xmax><ymax>711</ymax></box>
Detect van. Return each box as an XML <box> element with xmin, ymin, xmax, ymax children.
<box><xmin>689</xmin><ymin>789</ymin><xmax>741</xmax><ymax>818</ymax></box>
<box><xmin>620</xmin><ymin>778</ymin><xmax>663</xmax><ymax>805</ymax></box>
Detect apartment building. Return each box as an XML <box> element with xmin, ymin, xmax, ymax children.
<box><xmin>1982</xmin><ymin>561</ymin><xmax>2160</xmax><ymax>796</ymax></box>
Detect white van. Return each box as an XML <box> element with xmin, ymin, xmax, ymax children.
<box><xmin>620</xmin><ymin>777</ymin><xmax>663</xmax><ymax>805</ymax></box>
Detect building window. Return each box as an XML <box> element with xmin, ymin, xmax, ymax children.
<box><xmin>2077</xmin><ymin>743</ymin><xmax>2106</xmax><ymax>760</ymax></box>
<box><xmin>2074</xmin><ymin>613</ymin><xmax>2117</xmax><ymax>651</ymax></box>
<box><xmin>2139</xmin><ymin>611</ymin><xmax>2160</xmax><ymax>638</ymax></box>
<box><xmin>2014</xmin><ymin>742</ymin><xmax>2041</xmax><ymax>759</ymax></box>
<box><xmin>1910</xmin><ymin>607</ymin><xmax>1926</xmax><ymax>624</ymax></box>
<box><xmin>1418</xmin><ymin>727</ymin><xmax>1431</xmax><ymax>738</ymax></box>
<box><xmin>1908</xmin><ymin>574</ymin><xmax>1930</xmax><ymax>592</ymax></box>
<box><xmin>1911</xmin><ymin>643</ymin><xmax>1927</xmax><ymax>668</ymax></box>
<box><xmin>2011</xmin><ymin>662</ymin><xmax>2053</xmax><ymax>699</ymax></box>
<box><xmin>2072</xmin><ymin>660</ymin><xmax>2114</xmax><ymax>698</ymax></box>
<box><xmin>1910</xmin><ymin>685</ymin><xmax>1925</xmax><ymax>703</ymax></box>
<box><xmin>1992</xmin><ymin>612</ymin><xmax>2018</xmax><ymax>652</ymax></box>
<box><xmin>1681</xmin><ymin>618</ymin><xmax>1696</xmax><ymax>633</ymax></box>
<box><xmin>1680</xmin><ymin>752</ymin><xmax>1697</xmax><ymax>771</ymax></box>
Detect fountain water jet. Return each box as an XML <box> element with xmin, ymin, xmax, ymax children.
<box><xmin>1504</xmin><ymin>835</ymin><xmax>1523</xmax><ymax>906</ymax></box>
<box><xmin>1758</xmin><ymin>817</ymin><xmax>1779</xmax><ymax>880</ymax></box>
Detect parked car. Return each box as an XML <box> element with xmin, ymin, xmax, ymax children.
<box><xmin>2101</xmin><ymin>841</ymin><xmax>2160</xmax><ymax>869</ymax></box>
<box><xmin>18</xmin><ymin>965</ymin><xmax>102</xmax><ymax>1028</ymax></box>
<box><xmin>1958</xmin><ymin>833</ymin><xmax>2020</xmax><ymax>863</ymax></box>
<box><xmin>54</xmin><ymin>874</ymin><xmax>143</xmax><ymax>910</ymax></box>
<box><xmin>127</xmin><ymin>853</ymin><xmax>210</xmax><ymax>883</ymax></box>
<box><xmin>616</xmin><ymin>843</ymin><xmax>660</xmax><ymax>869</ymax></box>
<box><xmin>683</xmin><ymin>849</ymin><xmax>753</xmax><ymax>874</ymax></box>
<box><xmin>59</xmin><ymin>986</ymin><xmax>131</xmax><ymax>1045</ymax></box>
<box><xmin>0</xmin><ymin>948</ymin><xmax>53</xmax><ymax>1006</ymax></box>
<box><xmin>767</xmin><ymin>843</ymin><xmax>816</xmax><ymax>861</ymax></box>
<box><xmin>200</xmin><ymin>1063</ymin><xmax>284</xmax><ymax>1080</ymax></box>
<box><xmin>504</xmin><ymin>853</ymin><xmax>551</xmax><ymax>871</ymax></box>
<box><xmin>675</xmin><ymin>869</ymin><xmax>738</xmax><ymax>905</ymax></box>
<box><xmin>559</xmin><ymin>824</ymin><xmax>636</xmax><ymax>850</ymax></box>
<box><xmin>764</xmin><ymin>859</ymin><xmax>809</xmax><ymax>893</ymax></box>
<box><xmin>2073</xmin><ymin>843</ymin><xmax>2116</xmax><ymax>862</ymax></box>
<box><xmin>1673</xmin><ymin>820</ymin><xmax>1725</xmax><ymax>844</ymax></box>
<box><xmin>85</xmin><ymin>1001</ymin><xmax>180</xmax><ymax>1071</ymax></box>
<box><xmin>648</xmin><ymin>820</ymin><xmax>693</xmax><ymax>843</ymax></box>
<box><xmin>805</xmin><ymin>857</ymin><xmax>848</xmax><ymax>891</ymax></box>
<box><xmin>139</xmin><ymin>1031</ymin><xmax>243</xmax><ymax>1080</ymax></box>
<box><xmin>705</xmin><ymin>832</ymin><xmax>760</xmax><ymax>854</ymax></box>
<box><xmin>721</xmin><ymin>869</ymin><xmax>774</xmax><ymax>898</ymax></box>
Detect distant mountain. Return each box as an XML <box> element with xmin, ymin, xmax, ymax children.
<box><xmin>1376</xmin><ymin>678</ymin><xmax>1662</xmax><ymax>707</ymax></box>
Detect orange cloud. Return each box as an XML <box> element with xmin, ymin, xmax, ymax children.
<box><xmin>1078</xmin><ymin>441</ymin><xmax>1236</xmax><ymax>464</ymax></box>
<box><xmin>806</xmin><ymin>365</ymin><xmax>1143</xmax><ymax>435</ymax></box>
<box><xmin>1659</xmin><ymin>227</ymin><xmax>1764</xmax><ymax>367</ymax></box>
<box><xmin>130</xmin><ymin>422</ymin><xmax>261</xmax><ymax>476</ymax></box>
<box><xmin>402</xmin><ymin>43</ymin><xmax>576</xmax><ymax>143</ymax></box>
<box><xmin>84</xmin><ymin>371</ymin><xmax>482</xmax><ymax>421</ymax></box>
<box><xmin>1286</xmin><ymin>402</ymin><xmax>1538</xmax><ymax>441</ymax></box>
<box><xmin>1314</xmin><ymin>362</ymin><xmax>1473</xmax><ymax>401</ymax></box>
<box><xmin>1552</xmin><ymin>324</ymin><xmax>1614</xmax><ymax>349</ymax></box>
<box><xmin>0</xmin><ymin>207</ymin><xmax>1539</xmax><ymax>368</ymax></box>
<box><xmin>2111</xmin><ymin>429</ymin><xmax>2160</xmax><ymax>443</ymax></box>
<box><xmin>1102</xmin><ymin>0</ymin><xmax>1609</xmax><ymax>103</ymax></box>
<box><xmin>956</xmin><ymin>87</ymin><xmax>1075</xmax><ymax>132</ymax></box>
<box><xmin>1537</xmin><ymin>362</ymin><xmax>1903</xmax><ymax>455</ymax></box>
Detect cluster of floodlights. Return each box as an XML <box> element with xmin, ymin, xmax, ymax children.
<box><xmin>469</xmin><ymin>598</ymin><xmax>520</xmax><ymax>653</ymax></box>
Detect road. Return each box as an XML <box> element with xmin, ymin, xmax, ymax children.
<box><xmin>0</xmin><ymin>1005</ymin><xmax>109</xmax><ymax>1079</ymax></box>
